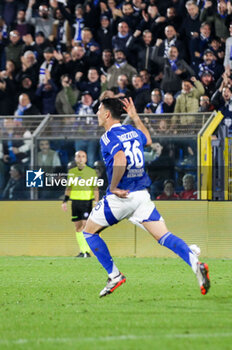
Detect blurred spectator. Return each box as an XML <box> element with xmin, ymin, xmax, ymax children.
<box><xmin>155</xmin><ymin>119</ymin><xmax>170</xmax><ymax>134</ymax></box>
<box><xmin>199</xmin><ymin>70</ymin><xmax>216</xmax><ymax>98</ymax></box>
<box><xmin>55</xmin><ymin>74</ymin><xmax>80</xmax><ymax>114</ymax></box>
<box><xmin>131</xmin><ymin>74</ymin><xmax>150</xmax><ymax>112</ymax></box>
<box><xmin>2</xmin><ymin>118</ymin><xmax>31</xmax><ymax>165</ymax></box>
<box><xmin>112</xmin><ymin>21</ymin><xmax>131</xmax><ymax>57</ymax></box>
<box><xmin>14</xmin><ymin>93</ymin><xmax>40</xmax><ymax>116</ymax></box>
<box><xmin>132</xmin><ymin>0</ymin><xmax>146</xmax><ymax>14</ymax></box>
<box><xmin>163</xmin><ymin>6</ymin><xmax>182</xmax><ymax>33</ymax></box>
<box><xmin>126</xmin><ymin>29</ymin><xmax>156</xmax><ymax>72</ymax></box>
<box><xmin>57</xmin><ymin>1</ymin><xmax>86</xmax><ymax>43</ymax></box>
<box><xmin>144</xmin><ymin>88</ymin><xmax>162</xmax><ymax>113</ymax></box>
<box><xmin>16</xmin><ymin>50</ymin><xmax>39</xmax><ymax>87</ymax></box>
<box><xmin>76</xmin><ymin>67</ymin><xmax>101</xmax><ymax>100</ymax></box>
<box><xmin>200</xmin><ymin>0</ymin><xmax>232</xmax><ymax>42</ymax></box>
<box><xmin>121</xmin><ymin>2</ymin><xmax>140</xmax><ymax>32</ymax></box>
<box><xmin>209</xmin><ymin>36</ymin><xmax>225</xmax><ymax>64</ymax></box>
<box><xmin>175</xmin><ymin>138</ymin><xmax>197</xmax><ymax>171</ymax></box>
<box><xmin>172</xmin><ymin>77</ymin><xmax>204</xmax><ymax>129</ymax></box>
<box><xmin>75</xmin><ymin>91</ymin><xmax>97</xmax><ymax>116</ymax></box>
<box><xmin>173</xmin><ymin>77</ymin><xmax>205</xmax><ymax>115</ymax></box>
<box><xmin>156</xmin><ymin>179</ymin><xmax>179</xmax><ymax>200</ymax></box>
<box><xmin>189</xmin><ymin>22</ymin><xmax>212</xmax><ymax>73</ymax></box>
<box><xmin>198</xmin><ymin>49</ymin><xmax>224</xmax><ymax>82</ymax></box>
<box><xmin>147</xmin><ymin>142</ymin><xmax>175</xmax><ymax>199</ymax></box>
<box><xmin>63</xmin><ymin>45</ymin><xmax>88</xmax><ymax>82</ymax></box>
<box><xmin>33</xmin><ymin>31</ymin><xmax>51</xmax><ymax>64</ymax></box>
<box><xmin>18</xmin><ymin>75</ymin><xmax>36</xmax><ymax>104</ymax></box>
<box><xmin>110</xmin><ymin>74</ymin><xmax>132</xmax><ymax>98</ymax></box>
<box><xmin>106</xmin><ymin>48</ymin><xmax>137</xmax><ymax>89</ymax></box>
<box><xmin>22</xmin><ymin>33</ymin><xmax>36</xmax><ymax>53</ymax></box>
<box><xmin>144</xmin><ymin>142</ymin><xmax>160</xmax><ymax>162</ymax></box>
<box><xmin>0</xmin><ymin>76</ymin><xmax>16</xmax><ymax>115</ymax></box>
<box><xmin>143</xmin><ymin>94</ymin><xmax>172</xmax><ymax>133</ymax></box>
<box><xmin>35</xmin><ymin>70</ymin><xmax>58</xmax><ymax>114</ymax></box>
<box><xmin>224</xmin><ymin>23</ymin><xmax>232</xmax><ymax>69</ymax></box>
<box><xmin>39</xmin><ymin>46</ymin><xmax>55</xmax><ymax>84</ymax></box>
<box><xmin>37</xmin><ymin>140</ymin><xmax>61</xmax><ymax>167</ymax></box>
<box><xmin>82</xmin><ymin>2</ymin><xmax>99</xmax><ymax>30</ymax></box>
<box><xmin>99</xmin><ymin>49</ymin><xmax>113</xmax><ymax>76</ymax></box>
<box><xmin>1</xmin><ymin>59</ymin><xmax>16</xmax><ymax>81</ymax></box>
<box><xmin>11</xmin><ymin>9</ymin><xmax>34</xmax><ymax>37</ymax></box>
<box><xmin>180</xmin><ymin>1</ymin><xmax>201</xmax><ymax>48</ymax></box>
<box><xmin>26</xmin><ymin>1</ymin><xmax>54</xmax><ymax>38</ymax></box>
<box><xmin>139</xmin><ymin>69</ymin><xmax>154</xmax><ymax>90</ymax></box>
<box><xmin>2</xmin><ymin>164</ymin><xmax>28</xmax><ymax>200</ymax></box>
<box><xmin>106</xmin><ymin>0</ymin><xmax>123</xmax><ymax>22</ymax></box>
<box><xmin>5</xmin><ymin>30</ymin><xmax>24</xmax><ymax>70</ymax></box>
<box><xmin>63</xmin><ymin>51</ymin><xmax>71</xmax><ymax>64</ymax></box>
<box><xmin>49</xmin><ymin>6</ymin><xmax>72</xmax><ymax>52</ymax></box>
<box><xmin>156</xmin><ymin>92</ymin><xmax>175</xmax><ymax>113</ymax></box>
<box><xmin>211</xmin><ymin>81</ymin><xmax>232</xmax><ymax>133</ymax></box>
<box><xmin>199</xmin><ymin>95</ymin><xmax>214</xmax><ymax>112</ymax></box>
<box><xmin>97</xmin><ymin>15</ymin><xmax>113</xmax><ymax>51</ymax></box>
<box><xmin>138</xmin><ymin>5</ymin><xmax>164</xmax><ymax>41</ymax></box>
<box><xmin>79</xmin><ymin>27</ymin><xmax>101</xmax><ymax>67</ymax></box>
<box><xmin>156</xmin><ymin>25</ymin><xmax>187</xmax><ymax>60</ymax></box>
<box><xmin>151</xmin><ymin>43</ymin><xmax>195</xmax><ymax>95</ymax></box>
<box><xmin>179</xmin><ymin>173</ymin><xmax>197</xmax><ymax>200</ymax></box>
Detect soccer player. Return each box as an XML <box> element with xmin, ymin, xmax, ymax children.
<box><xmin>62</xmin><ymin>150</ymin><xmax>99</xmax><ymax>257</ymax></box>
<box><xmin>83</xmin><ymin>98</ymin><xmax>210</xmax><ymax>296</ymax></box>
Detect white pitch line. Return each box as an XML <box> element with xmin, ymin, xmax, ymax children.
<box><xmin>1</xmin><ymin>332</ymin><xmax>232</xmax><ymax>345</ymax></box>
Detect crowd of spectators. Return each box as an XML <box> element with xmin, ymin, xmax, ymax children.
<box><xmin>1</xmin><ymin>0</ymin><xmax>232</xmax><ymax>200</ymax></box>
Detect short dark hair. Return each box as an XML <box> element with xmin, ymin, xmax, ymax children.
<box><xmin>101</xmin><ymin>98</ymin><xmax>124</xmax><ymax>120</ymax></box>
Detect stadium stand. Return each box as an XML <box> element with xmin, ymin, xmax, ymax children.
<box><xmin>0</xmin><ymin>0</ymin><xmax>232</xmax><ymax>199</ymax></box>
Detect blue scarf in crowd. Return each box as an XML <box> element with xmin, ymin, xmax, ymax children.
<box><xmin>15</xmin><ymin>104</ymin><xmax>30</xmax><ymax>115</ymax></box>
<box><xmin>169</xmin><ymin>59</ymin><xmax>178</xmax><ymax>71</ymax></box>
<box><xmin>74</xmin><ymin>18</ymin><xmax>84</xmax><ymax>42</ymax></box>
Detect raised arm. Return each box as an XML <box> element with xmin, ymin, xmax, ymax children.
<box><xmin>57</xmin><ymin>0</ymin><xmax>74</xmax><ymax>23</ymax></box>
<box><xmin>25</xmin><ymin>0</ymin><xmax>36</xmax><ymax>24</ymax></box>
<box><xmin>122</xmin><ymin>97</ymin><xmax>152</xmax><ymax>146</ymax></box>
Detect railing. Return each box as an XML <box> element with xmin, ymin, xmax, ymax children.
<box><xmin>0</xmin><ymin>112</ymin><xmax>213</xmax><ymax>200</ymax></box>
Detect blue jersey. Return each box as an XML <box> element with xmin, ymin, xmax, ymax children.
<box><xmin>100</xmin><ymin>123</ymin><xmax>151</xmax><ymax>194</ymax></box>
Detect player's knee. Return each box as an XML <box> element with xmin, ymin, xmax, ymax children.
<box><xmin>84</xmin><ymin>218</ymin><xmax>103</xmax><ymax>234</ymax></box>
<box><xmin>143</xmin><ymin>220</ymin><xmax>169</xmax><ymax>241</ymax></box>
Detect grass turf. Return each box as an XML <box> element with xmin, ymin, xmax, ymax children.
<box><xmin>0</xmin><ymin>257</ymin><xmax>232</xmax><ymax>350</ymax></box>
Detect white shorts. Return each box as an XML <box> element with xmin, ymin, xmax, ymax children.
<box><xmin>90</xmin><ymin>190</ymin><xmax>164</xmax><ymax>229</ymax></box>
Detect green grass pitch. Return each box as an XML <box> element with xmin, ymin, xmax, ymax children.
<box><xmin>0</xmin><ymin>257</ymin><xmax>232</xmax><ymax>350</ymax></box>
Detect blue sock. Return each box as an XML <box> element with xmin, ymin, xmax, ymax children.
<box><xmin>83</xmin><ymin>232</ymin><xmax>114</xmax><ymax>274</ymax></box>
<box><xmin>158</xmin><ymin>232</ymin><xmax>196</xmax><ymax>268</ymax></box>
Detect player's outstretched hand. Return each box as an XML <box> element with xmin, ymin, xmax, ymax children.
<box><xmin>122</xmin><ymin>97</ymin><xmax>138</xmax><ymax>120</ymax></box>
<box><xmin>61</xmin><ymin>202</ymin><xmax>67</xmax><ymax>212</ymax></box>
<box><xmin>111</xmin><ymin>188</ymin><xmax>129</xmax><ymax>198</ymax></box>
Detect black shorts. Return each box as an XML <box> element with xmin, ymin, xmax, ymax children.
<box><xmin>71</xmin><ymin>200</ymin><xmax>92</xmax><ymax>222</ymax></box>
